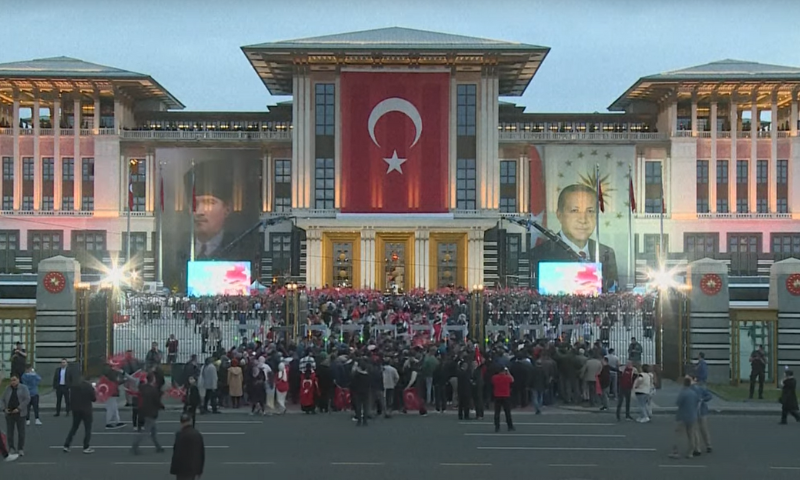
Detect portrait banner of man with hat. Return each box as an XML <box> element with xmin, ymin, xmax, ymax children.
<box><xmin>157</xmin><ymin>148</ymin><xmax>262</xmax><ymax>290</ymax></box>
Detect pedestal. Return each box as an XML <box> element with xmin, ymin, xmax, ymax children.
<box><xmin>35</xmin><ymin>256</ymin><xmax>81</xmax><ymax>381</ymax></box>
<box><xmin>687</xmin><ymin>258</ymin><xmax>730</xmax><ymax>383</ymax></box>
<box><xmin>770</xmin><ymin>258</ymin><xmax>800</xmax><ymax>369</ymax></box>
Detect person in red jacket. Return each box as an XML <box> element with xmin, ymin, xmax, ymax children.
<box><xmin>616</xmin><ymin>360</ymin><xmax>637</xmax><ymax>421</ymax></box>
<box><xmin>491</xmin><ymin>367</ymin><xmax>515</xmax><ymax>432</ymax></box>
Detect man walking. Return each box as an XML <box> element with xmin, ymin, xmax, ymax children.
<box><xmin>749</xmin><ymin>345</ymin><xmax>766</xmax><ymax>400</ymax></box>
<box><xmin>779</xmin><ymin>369</ymin><xmax>800</xmax><ymax>425</ymax></box>
<box><xmin>103</xmin><ymin>361</ymin><xmax>126</xmax><ymax>429</ymax></box>
<box><xmin>170</xmin><ymin>413</ymin><xmax>205</xmax><ymax>480</ymax></box>
<box><xmin>132</xmin><ymin>374</ymin><xmax>165</xmax><ymax>455</ymax></box>
<box><xmin>52</xmin><ymin>358</ymin><xmax>72</xmax><ymax>416</ymax></box>
<box><xmin>606</xmin><ymin>348</ymin><xmax>620</xmax><ymax>397</ymax></box>
<box><xmin>628</xmin><ymin>337</ymin><xmax>643</xmax><ymax>369</ymax></box>
<box><xmin>695</xmin><ymin>352</ymin><xmax>708</xmax><ymax>385</ymax></box>
<box><xmin>491</xmin><ymin>367</ymin><xmax>514</xmax><ymax>433</ymax></box>
<box><xmin>616</xmin><ymin>360</ymin><xmax>637</xmax><ymax>421</ymax></box>
<box><xmin>21</xmin><ymin>365</ymin><xmax>42</xmax><ymax>426</ymax></box>
<box><xmin>1</xmin><ymin>375</ymin><xmax>29</xmax><ymax>457</ymax></box>
<box><xmin>691</xmin><ymin>376</ymin><xmax>713</xmax><ymax>453</ymax></box>
<box><xmin>10</xmin><ymin>342</ymin><xmax>26</xmax><ymax>379</ymax></box>
<box><xmin>199</xmin><ymin>358</ymin><xmax>219</xmax><ymax>414</ymax></box>
<box><xmin>62</xmin><ymin>375</ymin><xmax>96</xmax><ymax>454</ymax></box>
<box><xmin>670</xmin><ymin>376</ymin><xmax>699</xmax><ymax>460</ymax></box>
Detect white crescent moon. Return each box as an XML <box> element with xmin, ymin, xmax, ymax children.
<box><xmin>368</xmin><ymin>97</ymin><xmax>423</xmax><ymax>148</ymax></box>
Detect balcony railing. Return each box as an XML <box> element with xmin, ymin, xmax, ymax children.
<box><xmin>499</xmin><ymin>131</ymin><xmax>666</xmax><ymax>142</ymax></box>
<box><xmin>1</xmin><ymin>209</ymin><xmax>94</xmax><ymax>217</ymax></box>
<box><xmin>674</xmin><ymin>131</ymin><xmax>694</xmax><ymax>138</ymax></box>
<box><xmin>0</xmin><ymin>128</ymin><xmax>10</xmax><ymax>135</ymax></box>
<box><xmin>119</xmin><ymin>130</ymin><xmax>292</xmax><ymax>141</ymax></box>
<box><xmin>697</xmin><ymin>212</ymin><xmax>793</xmax><ymax>220</ymax></box>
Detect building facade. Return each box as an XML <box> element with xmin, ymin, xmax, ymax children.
<box><xmin>0</xmin><ymin>28</ymin><xmax>798</xmax><ymax>293</ymax></box>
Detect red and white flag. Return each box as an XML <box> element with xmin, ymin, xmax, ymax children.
<box><xmin>628</xmin><ymin>176</ymin><xmax>637</xmax><ymax>213</ymax></box>
<box><xmin>159</xmin><ymin>176</ymin><xmax>164</xmax><ymax>212</ymax></box>
<box><xmin>340</xmin><ymin>72</ymin><xmax>449</xmax><ymax>213</ymax></box>
<box><xmin>128</xmin><ymin>182</ymin><xmax>134</xmax><ymax>211</ymax></box>
<box><xmin>191</xmin><ymin>173</ymin><xmax>197</xmax><ymax>213</ymax></box>
<box><xmin>598</xmin><ymin>178</ymin><xmax>605</xmax><ymax>213</ymax></box>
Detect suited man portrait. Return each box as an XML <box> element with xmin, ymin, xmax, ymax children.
<box><xmin>187</xmin><ymin>160</ymin><xmax>240</xmax><ymax>261</ymax></box>
<box><xmin>531</xmin><ymin>184</ymin><xmax>619</xmax><ymax>292</ymax></box>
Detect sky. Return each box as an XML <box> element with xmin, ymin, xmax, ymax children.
<box><xmin>3</xmin><ymin>0</ymin><xmax>800</xmax><ymax>113</ymax></box>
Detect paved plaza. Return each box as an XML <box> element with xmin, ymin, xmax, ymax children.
<box><xmin>2</xmin><ymin>409</ymin><xmax>799</xmax><ymax>480</ymax></box>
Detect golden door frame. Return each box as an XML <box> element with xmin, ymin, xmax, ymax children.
<box><xmin>322</xmin><ymin>232</ymin><xmax>362</xmax><ymax>288</ymax></box>
<box><xmin>429</xmin><ymin>232</ymin><xmax>468</xmax><ymax>289</ymax></box>
<box><xmin>375</xmin><ymin>232</ymin><xmax>415</xmax><ymax>292</ymax></box>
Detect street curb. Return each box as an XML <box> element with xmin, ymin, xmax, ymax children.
<box><xmin>556</xmin><ymin>405</ymin><xmax>779</xmax><ymax>417</ymax></box>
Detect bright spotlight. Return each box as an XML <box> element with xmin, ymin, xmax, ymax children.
<box><xmin>105</xmin><ymin>265</ymin><xmax>125</xmax><ymax>286</ymax></box>
<box><xmin>646</xmin><ymin>264</ymin><xmax>687</xmax><ymax>292</ymax></box>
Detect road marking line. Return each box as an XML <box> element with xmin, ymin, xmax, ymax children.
<box><xmin>95</xmin><ymin>432</ymin><xmax>245</xmax><ymax>435</ymax></box>
<box><xmin>478</xmin><ymin>447</ymin><xmax>657</xmax><ymax>452</ymax></box>
<box><xmin>53</xmin><ymin>446</ymin><xmax>230</xmax><ymax>449</ymax></box>
<box><xmin>460</xmin><ymin>422</ymin><xmax>614</xmax><ymax>426</ymax></box>
<box><xmin>224</xmin><ymin>462</ymin><xmax>276</xmax><ymax>465</ymax></box>
<box><xmin>113</xmin><ymin>462</ymin><xmax>170</xmax><ymax>465</ymax></box>
<box><xmin>466</xmin><ymin>433</ymin><xmax>624</xmax><ymax>438</ymax></box>
<box><xmin>659</xmin><ymin>465</ymin><xmax>707</xmax><ymax>468</ymax></box>
<box><xmin>160</xmin><ymin>420</ymin><xmax>262</xmax><ymax>424</ymax></box>
<box><xmin>17</xmin><ymin>462</ymin><xmax>57</xmax><ymax>465</ymax></box>
<box><xmin>770</xmin><ymin>467</ymin><xmax>800</xmax><ymax>470</ymax></box>
<box><xmin>331</xmin><ymin>462</ymin><xmax>385</xmax><ymax>466</ymax></box>
<box><xmin>439</xmin><ymin>463</ymin><xmax>492</xmax><ymax>466</ymax></box>
<box><xmin>549</xmin><ymin>464</ymin><xmax>597</xmax><ymax>467</ymax></box>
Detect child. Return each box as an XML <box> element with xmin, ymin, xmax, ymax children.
<box><xmin>299</xmin><ymin>364</ymin><xmax>319</xmax><ymax>414</ymax></box>
<box><xmin>130</xmin><ymin>378</ymin><xmax>146</xmax><ymax>432</ymax></box>
<box><xmin>183</xmin><ymin>376</ymin><xmax>202</xmax><ymax>427</ymax></box>
<box><xmin>21</xmin><ymin>365</ymin><xmax>42</xmax><ymax>426</ymax></box>
<box><xmin>779</xmin><ymin>369</ymin><xmax>799</xmax><ymax>424</ymax></box>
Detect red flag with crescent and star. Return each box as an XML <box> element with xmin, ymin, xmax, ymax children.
<box><xmin>340</xmin><ymin>72</ymin><xmax>449</xmax><ymax>213</ymax></box>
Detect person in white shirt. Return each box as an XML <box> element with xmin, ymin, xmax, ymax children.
<box><xmin>633</xmin><ymin>364</ymin><xmax>654</xmax><ymax>423</ymax></box>
<box><xmin>382</xmin><ymin>360</ymin><xmax>400</xmax><ymax>415</ymax></box>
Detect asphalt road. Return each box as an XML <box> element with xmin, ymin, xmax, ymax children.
<box><xmin>2</xmin><ymin>409</ymin><xmax>800</xmax><ymax>480</ymax></box>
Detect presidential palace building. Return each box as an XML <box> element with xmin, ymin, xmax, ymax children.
<box><xmin>0</xmin><ymin>27</ymin><xmax>799</xmax><ymax>297</ymax></box>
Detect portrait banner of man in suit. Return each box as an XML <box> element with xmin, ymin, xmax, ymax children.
<box><xmin>158</xmin><ymin>148</ymin><xmax>262</xmax><ymax>290</ymax></box>
<box><xmin>532</xmin><ymin>183</ymin><xmax>619</xmax><ymax>292</ymax></box>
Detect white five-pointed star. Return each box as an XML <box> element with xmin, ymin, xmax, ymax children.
<box><xmin>384</xmin><ymin>150</ymin><xmax>407</xmax><ymax>174</ymax></box>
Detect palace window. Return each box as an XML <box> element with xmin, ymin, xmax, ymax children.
<box><xmin>456</xmin><ymin>158</ymin><xmax>477</xmax><ymax>210</ymax></box>
<box><xmin>736</xmin><ymin>160</ymin><xmax>748</xmax><ymax>212</ymax></box>
<box><xmin>684</xmin><ymin>232</ymin><xmax>718</xmax><ymax>260</ymax></box>
<box><xmin>505</xmin><ymin>233</ymin><xmax>521</xmax><ymax>287</ymax></box>
<box><xmin>82</xmin><ymin>158</ymin><xmax>94</xmax><ymax>211</ymax></box>
<box><xmin>129</xmin><ymin>159</ymin><xmax>146</xmax><ymax>212</ymax></box>
<box><xmin>0</xmin><ymin>230</ymin><xmax>18</xmax><ymax>273</ymax></box>
<box><xmin>314</xmin><ymin>158</ymin><xmax>335</xmax><ymax>210</ymax></box>
<box><xmin>756</xmin><ymin>160</ymin><xmax>768</xmax><ymax>213</ymax></box>
<box><xmin>696</xmin><ymin>160</ymin><xmax>709</xmax><ymax>213</ymax></box>
<box><xmin>777</xmin><ymin>160</ymin><xmax>788</xmax><ymax>213</ymax></box>
<box><xmin>457</xmin><ymin>85</ymin><xmax>477</xmax><ymax>136</ymax></box>
<box><xmin>716</xmin><ymin>160</ymin><xmax>729</xmax><ymax>213</ymax></box>
<box><xmin>22</xmin><ymin>157</ymin><xmax>34</xmax><ymax>210</ymax></box>
<box><xmin>772</xmin><ymin>233</ymin><xmax>800</xmax><ymax>257</ymax></box>
<box><xmin>332</xmin><ymin>242</ymin><xmax>353</xmax><ymax>288</ymax></box>
<box><xmin>62</xmin><ymin>158</ymin><xmax>74</xmax><ymax>211</ymax></box>
<box><xmin>644</xmin><ymin>234</ymin><xmax>669</xmax><ymax>254</ymax></box>
<box><xmin>30</xmin><ymin>230</ymin><xmax>63</xmax><ymax>269</ymax></box>
<box><xmin>644</xmin><ymin>161</ymin><xmax>663</xmax><ymax>213</ymax></box>
<box><xmin>384</xmin><ymin>242</ymin><xmax>407</xmax><ymax>290</ymax></box>
<box><xmin>499</xmin><ymin>160</ymin><xmax>517</xmax><ymax>213</ymax></box>
<box><xmin>274</xmin><ymin>159</ymin><xmax>291</xmax><ymax>213</ymax></box>
<box><xmin>2</xmin><ymin>157</ymin><xmax>13</xmax><ymax>210</ymax></box>
<box><xmin>42</xmin><ymin>157</ymin><xmax>54</xmax><ymax>211</ymax></box>
<box><xmin>315</xmin><ymin>84</ymin><xmax>335</xmax><ymax>136</ymax></box>
<box><xmin>271</xmin><ymin>233</ymin><xmax>292</xmax><ymax>278</ymax></box>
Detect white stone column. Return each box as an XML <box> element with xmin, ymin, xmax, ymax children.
<box><xmin>32</xmin><ymin>95</ymin><xmax>40</xmax><ymax>210</ymax></box>
<box><xmin>305</xmin><ymin>229</ymin><xmax>323</xmax><ymax>288</ymax></box>
<box><xmin>291</xmin><ymin>75</ymin><xmax>301</xmax><ymax>209</ymax></box>
<box><xmin>791</xmin><ymin>89</ymin><xmax>799</xmax><ymax>137</ymax></box>
<box><xmin>73</xmin><ymin>96</ymin><xmax>82</xmax><ymax>211</ymax></box>
<box><xmin>415</xmin><ymin>229</ymin><xmax>430</xmax><ymax>290</ymax></box>
<box><xmin>690</xmin><ymin>93</ymin><xmax>698</xmax><ymax>137</ymax></box>
<box><xmin>710</xmin><ymin>99</ymin><xmax>717</xmax><ymax>212</ymax></box>
<box><xmin>749</xmin><ymin>92</ymin><xmax>758</xmax><ymax>213</ymax></box>
<box><xmin>359</xmin><ymin>229</ymin><xmax>375</xmax><ymax>289</ymax></box>
<box><xmin>304</xmin><ymin>76</ymin><xmax>313</xmax><ymax>210</ymax></box>
<box><xmin>770</xmin><ymin>91</ymin><xmax>778</xmax><ymax>213</ymax></box>
<box><xmin>478</xmin><ymin>75</ymin><xmax>488</xmax><ymax>210</ymax></box>
<box><xmin>334</xmin><ymin>75</ymin><xmax>342</xmax><ymax>210</ymax></box>
<box><xmin>93</xmin><ymin>92</ymin><xmax>101</xmax><ymax>132</ymax></box>
<box><xmin>669</xmin><ymin>99</ymin><xmax>678</xmax><ymax>137</ymax></box>
<box><xmin>518</xmin><ymin>155</ymin><xmax>527</xmax><ymax>213</ymax></box>
<box><xmin>730</xmin><ymin>98</ymin><xmax>738</xmax><ymax>213</ymax></box>
<box><xmin>12</xmin><ymin>91</ymin><xmax>20</xmax><ymax>210</ymax></box>
<box><xmin>112</xmin><ymin>94</ymin><xmax>121</xmax><ymax>134</ymax></box>
<box><xmin>490</xmin><ymin>76</ymin><xmax>500</xmax><ymax>210</ymax></box>
<box><xmin>146</xmin><ymin>151</ymin><xmax>155</xmax><ymax>212</ymax></box>
<box><xmin>467</xmin><ymin>228</ymin><xmax>484</xmax><ymax>288</ymax></box>
<box><xmin>53</xmin><ymin>94</ymin><xmax>61</xmax><ymax>210</ymax></box>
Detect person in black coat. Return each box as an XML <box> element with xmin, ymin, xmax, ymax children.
<box><xmin>779</xmin><ymin>370</ymin><xmax>800</xmax><ymax>424</ymax></box>
<box><xmin>62</xmin><ymin>376</ymin><xmax>96</xmax><ymax>453</ymax></box>
<box><xmin>530</xmin><ymin>359</ymin><xmax>548</xmax><ymax>415</ymax></box>
<box><xmin>170</xmin><ymin>413</ymin><xmax>205</xmax><ymax>480</ymax></box>
<box><xmin>132</xmin><ymin>374</ymin><xmax>165</xmax><ymax>455</ymax></box>
<box><xmin>456</xmin><ymin>361</ymin><xmax>473</xmax><ymax>420</ymax></box>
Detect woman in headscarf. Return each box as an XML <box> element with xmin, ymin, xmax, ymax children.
<box><xmin>227</xmin><ymin>359</ymin><xmax>244</xmax><ymax>409</ymax></box>
<box><xmin>275</xmin><ymin>356</ymin><xmax>291</xmax><ymax>415</ymax></box>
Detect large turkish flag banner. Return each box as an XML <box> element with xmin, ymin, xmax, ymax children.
<box><xmin>341</xmin><ymin>72</ymin><xmax>449</xmax><ymax>213</ymax></box>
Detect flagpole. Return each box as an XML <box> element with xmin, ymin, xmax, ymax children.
<box><xmin>190</xmin><ymin>160</ymin><xmax>195</xmax><ymax>263</ymax></box>
<box><xmin>157</xmin><ymin>162</ymin><xmax>164</xmax><ymax>285</ymax></box>
<box><xmin>627</xmin><ymin>164</ymin><xmax>635</xmax><ymax>289</ymax></box>
<box><xmin>126</xmin><ymin>160</ymin><xmax>132</xmax><ymax>265</ymax></box>
<box><xmin>595</xmin><ymin>163</ymin><xmax>600</xmax><ymax>263</ymax></box>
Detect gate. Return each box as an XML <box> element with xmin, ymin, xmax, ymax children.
<box><xmin>659</xmin><ymin>291</ymin><xmax>690</xmax><ymax>380</ymax></box>
<box><xmin>0</xmin><ymin>307</ymin><xmax>35</xmax><ymax>376</ymax></box>
<box><xmin>76</xmin><ymin>288</ymin><xmax>112</xmax><ymax>378</ymax></box>
<box><xmin>730</xmin><ymin>309</ymin><xmax>778</xmax><ymax>386</ymax></box>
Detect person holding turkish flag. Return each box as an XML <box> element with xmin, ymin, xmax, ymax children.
<box><xmin>340</xmin><ymin>72</ymin><xmax>449</xmax><ymax>213</ymax></box>
<box><xmin>100</xmin><ymin>361</ymin><xmax>126</xmax><ymax>430</ymax></box>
